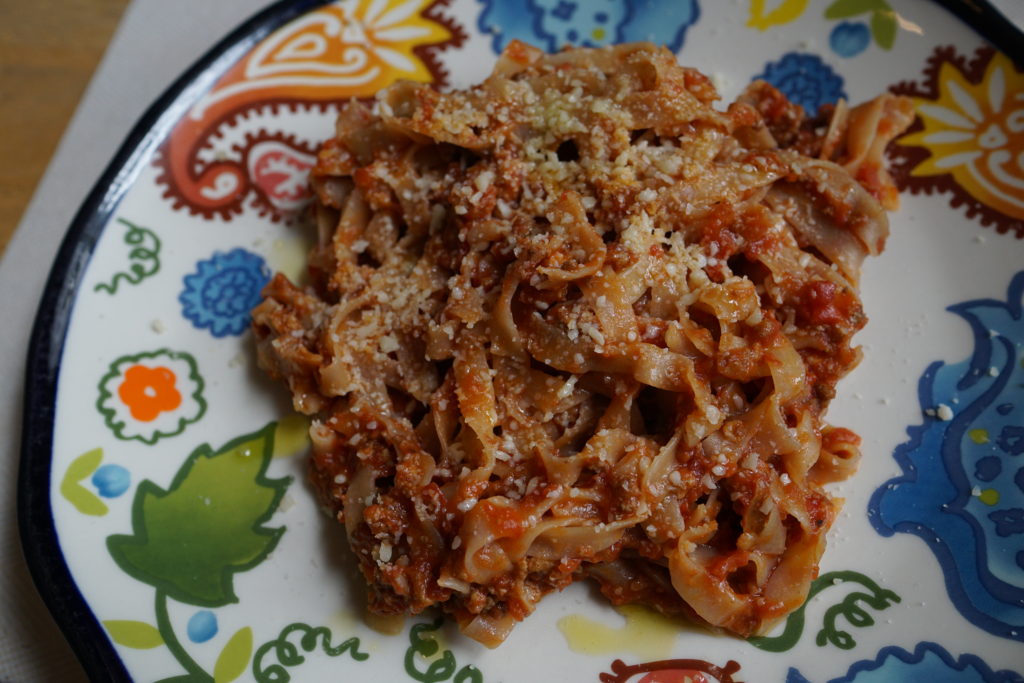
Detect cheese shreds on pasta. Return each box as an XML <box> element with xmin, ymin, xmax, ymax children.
<box><xmin>252</xmin><ymin>41</ymin><xmax>914</xmax><ymax>647</ymax></box>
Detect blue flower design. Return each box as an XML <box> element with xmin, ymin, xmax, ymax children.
<box><xmin>187</xmin><ymin>610</ymin><xmax>218</xmax><ymax>643</ymax></box>
<box><xmin>869</xmin><ymin>271</ymin><xmax>1024</xmax><ymax>642</ymax></box>
<box><xmin>753</xmin><ymin>52</ymin><xmax>847</xmax><ymax>113</ymax></box>
<box><xmin>477</xmin><ymin>0</ymin><xmax>699</xmax><ymax>55</ymax></box>
<box><xmin>830</xmin><ymin>21</ymin><xmax>870</xmax><ymax>58</ymax></box>
<box><xmin>180</xmin><ymin>248</ymin><xmax>270</xmax><ymax>337</ymax></box>
<box><xmin>786</xmin><ymin>641</ymin><xmax>1023</xmax><ymax>682</ymax></box>
<box><xmin>92</xmin><ymin>464</ymin><xmax>130</xmax><ymax>498</ymax></box>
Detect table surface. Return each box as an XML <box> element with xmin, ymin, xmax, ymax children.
<box><xmin>0</xmin><ymin>0</ymin><xmax>129</xmax><ymax>257</ymax></box>
<box><xmin>2</xmin><ymin>0</ymin><xmax>1022</xmax><ymax>681</ymax></box>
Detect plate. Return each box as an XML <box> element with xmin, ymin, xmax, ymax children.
<box><xmin>19</xmin><ymin>1</ymin><xmax>1024</xmax><ymax>681</ymax></box>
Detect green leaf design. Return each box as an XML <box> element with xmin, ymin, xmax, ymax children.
<box><xmin>252</xmin><ymin>622</ymin><xmax>369</xmax><ymax>683</ymax></box>
<box><xmin>107</xmin><ymin>425</ymin><xmax>292</xmax><ymax>606</ymax></box>
<box><xmin>455</xmin><ymin>668</ymin><xmax>484</xmax><ymax>683</ymax></box>
<box><xmin>60</xmin><ymin>448</ymin><xmax>108</xmax><ymax>516</ymax></box>
<box><xmin>405</xmin><ymin>619</ymin><xmax>455</xmax><ymax>682</ymax></box>
<box><xmin>824</xmin><ymin>0</ymin><xmax>888</xmax><ymax>19</ymax></box>
<box><xmin>104</xmin><ymin>620</ymin><xmax>164</xmax><ymax>649</ymax></box>
<box><xmin>749</xmin><ymin>570</ymin><xmax>900</xmax><ymax>652</ymax></box>
<box><xmin>94</xmin><ymin>218</ymin><xmax>162</xmax><ymax>294</ymax></box>
<box><xmin>870</xmin><ymin>9</ymin><xmax>898</xmax><ymax>49</ymax></box>
<box><xmin>154</xmin><ymin>590</ymin><xmax>212</xmax><ymax>682</ymax></box>
<box><xmin>404</xmin><ymin>619</ymin><xmax>483</xmax><ymax>682</ymax></box>
<box><xmin>214</xmin><ymin>627</ymin><xmax>253</xmax><ymax>683</ymax></box>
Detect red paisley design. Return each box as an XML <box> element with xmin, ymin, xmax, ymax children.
<box><xmin>600</xmin><ymin>658</ymin><xmax>744</xmax><ymax>683</ymax></box>
<box><xmin>155</xmin><ymin>0</ymin><xmax>464</xmax><ymax>221</ymax></box>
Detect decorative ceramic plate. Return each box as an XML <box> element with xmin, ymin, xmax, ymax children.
<box><xmin>19</xmin><ymin>1</ymin><xmax>1024</xmax><ymax>681</ymax></box>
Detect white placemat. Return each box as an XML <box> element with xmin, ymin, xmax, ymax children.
<box><xmin>0</xmin><ymin>3</ymin><xmax>266</xmax><ymax>679</ymax></box>
<box><xmin>992</xmin><ymin>0</ymin><xmax>1024</xmax><ymax>27</ymax></box>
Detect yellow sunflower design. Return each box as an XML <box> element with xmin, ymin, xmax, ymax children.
<box><xmin>891</xmin><ymin>46</ymin><xmax>1024</xmax><ymax>238</ymax></box>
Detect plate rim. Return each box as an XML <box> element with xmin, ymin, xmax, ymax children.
<box><xmin>14</xmin><ymin>0</ymin><xmax>1021</xmax><ymax>680</ymax></box>
<box><xmin>16</xmin><ymin>1</ymin><xmax>331</xmax><ymax>678</ymax></box>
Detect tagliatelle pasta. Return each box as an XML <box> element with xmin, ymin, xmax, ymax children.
<box><xmin>252</xmin><ymin>41</ymin><xmax>913</xmax><ymax>647</ymax></box>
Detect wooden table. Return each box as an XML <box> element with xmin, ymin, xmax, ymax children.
<box><xmin>0</xmin><ymin>0</ymin><xmax>130</xmax><ymax>256</ymax></box>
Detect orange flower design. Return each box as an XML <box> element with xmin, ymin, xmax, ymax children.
<box><xmin>117</xmin><ymin>365</ymin><xmax>182</xmax><ymax>422</ymax></box>
<box><xmin>99</xmin><ymin>348</ymin><xmax>206</xmax><ymax>444</ymax></box>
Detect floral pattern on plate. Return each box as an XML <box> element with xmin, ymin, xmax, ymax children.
<box><xmin>180</xmin><ymin>249</ymin><xmax>271</xmax><ymax>337</ymax></box>
<box><xmin>891</xmin><ymin>46</ymin><xmax>1024</xmax><ymax>238</ymax></box>
<box><xmin>96</xmin><ymin>349</ymin><xmax>206</xmax><ymax>445</ymax></box>
<box><xmin>477</xmin><ymin>0</ymin><xmax>700</xmax><ymax>54</ymax></box>
<box><xmin>752</xmin><ymin>52</ymin><xmax>847</xmax><ymax>112</ymax></box>
<box><xmin>103</xmin><ymin>424</ymin><xmax>291</xmax><ymax>681</ymax></box>
<box><xmin>870</xmin><ymin>271</ymin><xmax>1024</xmax><ymax>642</ymax></box>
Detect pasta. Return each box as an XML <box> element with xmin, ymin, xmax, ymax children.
<box><xmin>252</xmin><ymin>41</ymin><xmax>914</xmax><ymax>646</ymax></box>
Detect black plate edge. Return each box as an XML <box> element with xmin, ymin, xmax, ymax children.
<box><xmin>930</xmin><ymin>0</ymin><xmax>1024</xmax><ymax>68</ymax></box>
<box><xmin>17</xmin><ymin>1</ymin><xmax>330</xmax><ymax>679</ymax></box>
